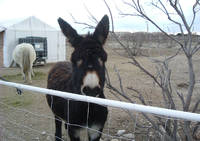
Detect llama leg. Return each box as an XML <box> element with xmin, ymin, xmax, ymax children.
<box><xmin>20</xmin><ymin>67</ymin><xmax>26</xmax><ymax>82</ymax></box>
<box><xmin>55</xmin><ymin>116</ymin><xmax>62</xmax><ymax>141</ymax></box>
<box><xmin>31</xmin><ymin>65</ymin><xmax>35</xmax><ymax>77</ymax></box>
<box><xmin>68</xmin><ymin>126</ymin><xmax>81</xmax><ymax>141</ymax></box>
<box><xmin>25</xmin><ymin>72</ymin><xmax>29</xmax><ymax>83</ymax></box>
<box><xmin>28</xmin><ymin>71</ymin><xmax>32</xmax><ymax>84</ymax></box>
<box><xmin>88</xmin><ymin>124</ymin><xmax>103</xmax><ymax>141</ymax></box>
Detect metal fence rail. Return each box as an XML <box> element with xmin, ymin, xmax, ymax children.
<box><xmin>0</xmin><ymin>80</ymin><xmax>200</xmax><ymax>122</ymax></box>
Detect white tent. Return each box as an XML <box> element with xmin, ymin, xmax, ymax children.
<box><xmin>0</xmin><ymin>16</ymin><xmax>66</xmax><ymax>67</ymax></box>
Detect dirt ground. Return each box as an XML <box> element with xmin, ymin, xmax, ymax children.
<box><xmin>0</xmin><ymin>46</ymin><xmax>200</xmax><ymax>141</ymax></box>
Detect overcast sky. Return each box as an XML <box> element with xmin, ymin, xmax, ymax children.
<box><xmin>0</xmin><ymin>0</ymin><xmax>199</xmax><ymax>34</ymax></box>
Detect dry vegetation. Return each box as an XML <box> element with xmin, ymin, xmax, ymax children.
<box><xmin>0</xmin><ymin>33</ymin><xmax>200</xmax><ymax>140</ymax></box>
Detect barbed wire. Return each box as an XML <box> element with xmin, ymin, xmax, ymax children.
<box><xmin>0</xmin><ymin>100</ymin><xmax>135</xmax><ymax>141</ymax></box>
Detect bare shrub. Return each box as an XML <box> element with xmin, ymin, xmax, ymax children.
<box><xmin>103</xmin><ymin>0</ymin><xmax>200</xmax><ymax>140</ymax></box>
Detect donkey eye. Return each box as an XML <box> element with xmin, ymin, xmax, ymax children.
<box><xmin>77</xmin><ymin>60</ymin><xmax>83</xmax><ymax>67</ymax></box>
<box><xmin>98</xmin><ymin>58</ymin><xmax>103</xmax><ymax>66</ymax></box>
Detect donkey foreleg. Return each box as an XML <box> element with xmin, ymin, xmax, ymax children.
<box><xmin>55</xmin><ymin>116</ymin><xmax>63</xmax><ymax>141</ymax></box>
<box><xmin>68</xmin><ymin>126</ymin><xmax>81</xmax><ymax>141</ymax></box>
<box><xmin>88</xmin><ymin>104</ymin><xmax>108</xmax><ymax>141</ymax></box>
<box><xmin>88</xmin><ymin>124</ymin><xmax>103</xmax><ymax>141</ymax></box>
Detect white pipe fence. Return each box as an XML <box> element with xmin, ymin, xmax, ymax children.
<box><xmin>0</xmin><ymin>80</ymin><xmax>200</xmax><ymax>122</ymax></box>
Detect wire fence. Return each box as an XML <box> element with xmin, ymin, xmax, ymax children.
<box><xmin>0</xmin><ymin>80</ymin><xmax>200</xmax><ymax>141</ymax></box>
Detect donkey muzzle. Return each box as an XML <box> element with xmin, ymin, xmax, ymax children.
<box><xmin>81</xmin><ymin>86</ymin><xmax>101</xmax><ymax>97</ymax></box>
<box><xmin>81</xmin><ymin>71</ymin><xmax>101</xmax><ymax>97</ymax></box>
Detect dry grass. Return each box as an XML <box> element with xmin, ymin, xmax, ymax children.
<box><xmin>0</xmin><ymin>45</ymin><xmax>200</xmax><ymax>140</ymax></box>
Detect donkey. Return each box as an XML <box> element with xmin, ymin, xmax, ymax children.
<box><xmin>46</xmin><ymin>15</ymin><xmax>109</xmax><ymax>141</ymax></box>
<box><xmin>12</xmin><ymin>43</ymin><xmax>36</xmax><ymax>84</ymax></box>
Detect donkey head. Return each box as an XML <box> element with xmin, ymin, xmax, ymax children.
<box><xmin>58</xmin><ymin>15</ymin><xmax>109</xmax><ymax>97</ymax></box>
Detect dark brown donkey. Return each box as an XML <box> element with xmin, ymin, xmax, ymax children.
<box><xmin>46</xmin><ymin>15</ymin><xmax>109</xmax><ymax>141</ymax></box>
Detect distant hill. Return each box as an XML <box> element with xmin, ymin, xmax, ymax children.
<box><xmin>108</xmin><ymin>32</ymin><xmax>200</xmax><ymax>43</ymax></box>
<box><xmin>106</xmin><ymin>32</ymin><xmax>200</xmax><ymax>48</ymax></box>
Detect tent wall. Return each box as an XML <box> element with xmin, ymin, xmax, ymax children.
<box><xmin>1</xmin><ymin>16</ymin><xmax>66</xmax><ymax>67</ymax></box>
<box><xmin>3</xmin><ymin>29</ymin><xmax>66</xmax><ymax>67</ymax></box>
<box><xmin>45</xmin><ymin>31</ymin><xmax>66</xmax><ymax>63</ymax></box>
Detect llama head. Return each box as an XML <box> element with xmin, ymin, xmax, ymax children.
<box><xmin>58</xmin><ymin>15</ymin><xmax>109</xmax><ymax>97</ymax></box>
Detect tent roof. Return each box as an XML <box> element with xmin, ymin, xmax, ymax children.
<box><xmin>0</xmin><ymin>16</ymin><xmax>57</xmax><ymax>32</ymax></box>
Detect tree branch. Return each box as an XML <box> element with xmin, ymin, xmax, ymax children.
<box><xmin>192</xmin><ymin>98</ymin><xmax>200</xmax><ymax>113</ymax></box>
<box><xmin>102</xmin><ymin>0</ymin><xmax>114</xmax><ymax>32</ymax></box>
<box><xmin>120</xmin><ymin>0</ymin><xmax>184</xmax><ymax>48</ymax></box>
<box><xmin>70</xmin><ymin>13</ymin><xmax>95</xmax><ymax>29</ymax></box>
<box><xmin>189</xmin><ymin>0</ymin><xmax>200</xmax><ymax>30</ymax></box>
<box><xmin>176</xmin><ymin>91</ymin><xmax>185</xmax><ymax>109</ymax></box>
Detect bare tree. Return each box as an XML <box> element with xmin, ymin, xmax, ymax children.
<box><xmin>103</xmin><ymin>0</ymin><xmax>200</xmax><ymax>140</ymax></box>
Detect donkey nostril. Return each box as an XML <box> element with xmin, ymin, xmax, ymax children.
<box><xmin>94</xmin><ymin>87</ymin><xmax>101</xmax><ymax>95</ymax></box>
<box><xmin>82</xmin><ymin>86</ymin><xmax>90</xmax><ymax>94</ymax></box>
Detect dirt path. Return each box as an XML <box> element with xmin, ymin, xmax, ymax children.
<box><xmin>0</xmin><ymin>48</ymin><xmax>200</xmax><ymax>140</ymax></box>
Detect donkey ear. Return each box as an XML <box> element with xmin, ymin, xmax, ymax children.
<box><xmin>93</xmin><ymin>15</ymin><xmax>109</xmax><ymax>45</ymax></box>
<box><xmin>58</xmin><ymin>17</ymin><xmax>82</xmax><ymax>48</ymax></box>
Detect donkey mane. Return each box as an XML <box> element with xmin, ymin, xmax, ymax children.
<box><xmin>46</xmin><ymin>15</ymin><xmax>109</xmax><ymax>141</ymax></box>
